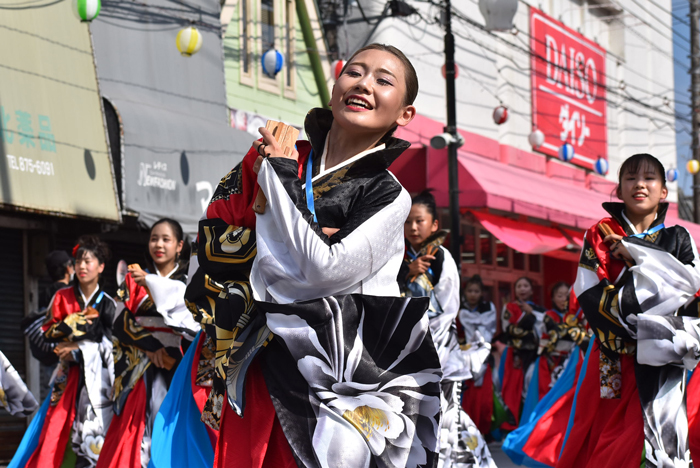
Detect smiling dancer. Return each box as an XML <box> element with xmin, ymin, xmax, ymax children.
<box><xmin>558</xmin><ymin>153</ymin><xmax>700</xmax><ymax>467</ymax></box>
<box><xmin>11</xmin><ymin>236</ymin><xmax>116</xmax><ymax>468</ymax></box>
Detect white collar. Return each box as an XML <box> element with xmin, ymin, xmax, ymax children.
<box><xmin>80</xmin><ymin>284</ymin><xmax>100</xmax><ymax>305</ymax></box>
<box><xmin>156</xmin><ymin>264</ymin><xmax>179</xmax><ymax>279</ymax></box>
<box><xmin>621</xmin><ymin>210</ymin><xmax>657</xmax><ymax>235</ymax></box>
<box><xmin>309</xmin><ymin>138</ymin><xmax>386</xmax><ymax>184</ymax></box>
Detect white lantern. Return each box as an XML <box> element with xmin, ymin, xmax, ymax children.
<box><xmin>478</xmin><ymin>0</ymin><xmax>518</xmax><ymax>32</ymax></box>
<box><xmin>594</xmin><ymin>157</ymin><xmax>609</xmax><ymax>175</ymax></box>
<box><xmin>176</xmin><ymin>26</ymin><xmax>203</xmax><ymax>57</ymax></box>
<box><xmin>331</xmin><ymin>60</ymin><xmax>345</xmax><ymax>80</ymax></box>
<box><xmin>492</xmin><ymin>106</ymin><xmax>508</xmax><ymax>125</ymax></box>
<box><xmin>73</xmin><ymin>0</ymin><xmax>100</xmax><ymax>22</ymax></box>
<box><xmin>528</xmin><ymin>129</ymin><xmax>544</xmax><ymax>149</ymax></box>
<box><xmin>666</xmin><ymin>168</ymin><xmax>678</xmax><ymax>182</ymax></box>
<box><xmin>262</xmin><ymin>49</ymin><xmax>284</xmax><ymax>78</ymax></box>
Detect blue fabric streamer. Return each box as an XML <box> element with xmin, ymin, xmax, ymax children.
<box><xmin>148</xmin><ymin>330</ymin><xmax>214</xmax><ymax>468</ymax></box>
<box><xmin>503</xmin><ymin>347</ymin><xmax>582</xmax><ymax>467</ymax></box>
<box><xmin>305</xmin><ymin>149</ymin><xmax>317</xmax><ymax>223</ymax></box>
<box><xmin>498</xmin><ymin>348</ymin><xmax>507</xmax><ymax>392</ymax></box>
<box><xmin>8</xmin><ymin>391</ymin><xmax>51</xmax><ymax>468</ymax></box>
<box><xmin>559</xmin><ymin>340</ymin><xmax>594</xmax><ymax>457</ymax></box>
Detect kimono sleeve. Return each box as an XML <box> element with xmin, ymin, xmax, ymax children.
<box><xmin>252</xmin><ymin>157</ymin><xmax>409</xmax><ymax>303</ymax></box>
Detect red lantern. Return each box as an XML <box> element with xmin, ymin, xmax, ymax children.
<box><xmin>493</xmin><ymin>105</ymin><xmax>508</xmax><ymax>125</ymax></box>
<box><xmin>331</xmin><ymin>60</ymin><xmax>346</xmax><ymax>80</ymax></box>
<box><xmin>441</xmin><ymin>63</ymin><xmax>460</xmax><ymax>79</ymax></box>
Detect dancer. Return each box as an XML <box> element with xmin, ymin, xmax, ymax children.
<box><xmin>459</xmin><ymin>275</ymin><xmax>497</xmax><ymax>436</ymax></box>
<box><xmin>497</xmin><ymin>277</ymin><xmax>545</xmax><ymax>431</ymax></box>
<box><xmin>558</xmin><ymin>153</ymin><xmax>700</xmax><ymax>467</ymax></box>
<box><xmin>98</xmin><ymin>218</ymin><xmax>199</xmax><ymax>468</ymax></box>
<box><xmin>399</xmin><ymin>192</ymin><xmax>495</xmax><ymax>467</ymax></box>
<box><xmin>11</xmin><ymin>235</ymin><xmax>116</xmax><ymax>468</ymax></box>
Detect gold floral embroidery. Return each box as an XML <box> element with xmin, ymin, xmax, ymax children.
<box><xmin>202</xmin><ymin>388</ymin><xmax>224</xmax><ymax>430</ymax></box>
<box><xmin>599</xmin><ymin>352</ymin><xmax>622</xmax><ymax>399</ymax></box>
<box><xmin>196</xmin><ymin>336</ymin><xmax>216</xmax><ymax>388</ymax></box>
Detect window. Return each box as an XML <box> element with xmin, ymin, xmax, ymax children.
<box><xmin>239</xmin><ymin>0</ymin><xmax>253</xmax><ymax>85</ymax></box>
<box><xmin>495</xmin><ymin>239</ymin><xmax>508</xmax><ymax>267</ymax></box>
<box><xmin>480</xmin><ymin>230</ymin><xmax>493</xmax><ymax>265</ymax></box>
<box><xmin>284</xmin><ymin>0</ymin><xmax>296</xmax><ymax>97</ymax></box>
<box><xmin>462</xmin><ymin>223</ymin><xmax>476</xmax><ymax>264</ymax></box>
<box><xmin>258</xmin><ymin>0</ymin><xmax>281</xmax><ymax>93</ymax></box>
<box><xmin>513</xmin><ymin>250</ymin><xmax>525</xmax><ymax>270</ymax></box>
<box><xmin>529</xmin><ymin>254</ymin><xmax>541</xmax><ymax>272</ymax></box>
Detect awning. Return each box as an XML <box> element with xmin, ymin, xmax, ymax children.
<box><xmin>90</xmin><ymin>0</ymin><xmax>254</xmax><ymax>236</ymax></box>
<box><xmin>469</xmin><ymin>210</ymin><xmax>572</xmax><ymax>255</ymax></box>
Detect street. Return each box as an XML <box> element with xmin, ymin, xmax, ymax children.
<box><xmin>489</xmin><ymin>442</ymin><xmax>518</xmax><ymax>468</ymax></box>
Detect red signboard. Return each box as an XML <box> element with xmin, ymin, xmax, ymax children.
<box><xmin>530</xmin><ymin>8</ymin><xmax>607</xmax><ymax>169</ymax></box>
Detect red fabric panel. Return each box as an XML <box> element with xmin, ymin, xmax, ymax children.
<box><xmin>26</xmin><ymin>366</ymin><xmax>80</xmax><ymax>468</ymax></box>
<box><xmin>556</xmin><ymin>347</ymin><xmax>644</xmax><ymax>468</ymax></box>
<box><xmin>214</xmin><ymin>359</ymin><xmax>296</xmax><ymax>468</ymax></box>
<box><xmin>96</xmin><ymin>378</ymin><xmax>147</xmax><ymax>468</ymax></box>
<box><xmin>523</xmin><ymin>352</ymin><xmax>584</xmax><ymax>466</ymax></box>
<box><xmin>191</xmin><ymin>332</ymin><xmax>209</xmax><ymax>414</ymax></box>
<box><xmin>687</xmin><ymin>371</ymin><xmax>700</xmax><ymax>463</ymax></box>
<box><xmin>42</xmin><ymin>288</ymin><xmax>82</xmax><ymax>331</ymax></box>
<box><xmin>470</xmin><ymin>210</ymin><xmax>570</xmax><ymax>255</ymax></box>
<box><xmin>500</xmin><ymin>348</ymin><xmax>524</xmax><ymax>431</ymax></box>
<box><xmin>122</xmin><ymin>275</ymin><xmax>149</xmax><ymax>314</ymax></box>
<box><xmin>461</xmin><ymin>364</ymin><xmax>493</xmax><ymax>435</ymax></box>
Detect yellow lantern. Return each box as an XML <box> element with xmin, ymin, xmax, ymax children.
<box><xmin>176</xmin><ymin>26</ymin><xmax>203</xmax><ymax>57</ymax></box>
<box><xmin>688</xmin><ymin>159</ymin><xmax>700</xmax><ymax>175</ymax></box>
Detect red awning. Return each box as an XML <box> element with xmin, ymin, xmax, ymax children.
<box><xmin>470</xmin><ymin>210</ymin><xmax>572</xmax><ymax>255</ymax></box>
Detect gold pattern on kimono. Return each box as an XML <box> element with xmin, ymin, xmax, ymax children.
<box><xmin>598</xmin><ymin>285</ymin><xmax>623</xmax><ymax>327</ymax></box>
<box><xmin>202</xmin><ymin>387</ymin><xmax>224</xmax><ymax>430</ymax></box>
<box><xmin>343</xmin><ymin>406</ymin><xmax>391</xmax><ymax>439</ymax></box>
<box><xmin>312</xmin><ymin>165</ymin><xmax>351</xmax><ymax>199</ymax></box>
<box><xmin>112</xmin><ymin>342</ymin><xmax>150</xmax><ymax>402</ymax></box>
<box><xmin>599</xmin><ymin>352</ymin><xmax>622</xmax><ymax>399</ymax></box>
<box><xmin>203</xmin><ymin>225</ymin><xmax>256</xmax><ymax>264</ymax></box>
<box><xmin>45</xmin><ymin>312</ymin><xmax>90</xmax><ymax>340</ymax></box>
<box><xmin>50</xmin><ymin>361</ymin><xmax>72</xmax><ymax>406</ymax></box>
<box><xmin>196</xmin><ymin>336</ymin><xmax>216</xmax><ymax>388</ymax></box>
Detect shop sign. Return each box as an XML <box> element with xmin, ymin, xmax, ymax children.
<box><xmin>530</xmin><ymin>7</ymin><xmax>607</xmax><ymax>169</ymax></box>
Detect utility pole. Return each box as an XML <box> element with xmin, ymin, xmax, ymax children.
<box><xmin>443</xmin><ymin>0</ymin><xmax>462</xmax><ymax>270</ymax></box>
<box><xmin>692</xmin><ymin>0</ymin><xmax>700</xmax><ymax>223</ymax></box>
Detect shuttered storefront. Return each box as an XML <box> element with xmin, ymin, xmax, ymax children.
<box><xmin>0</xmin><ymin>228</ymin><xmax>25</xmax><ymax>461</ymax></box>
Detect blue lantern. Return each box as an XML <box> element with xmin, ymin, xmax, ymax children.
<box><xmin>262</xmin><ymin>49</ymin><xmax>284</xmax><ymax>78</ymax></box>
<box><xmin>594</xmin><ymin>157</ymin><xmax>609</xmax><ymax>175</ymax></box>
<box><xmin>666</xmin><ymin>168</ymin><xmax>678</xmax><ymax>182</ymax></box>
<box><xmin>558</xmin><ymin>142</ymin><xmax>574</xmax><ymax>162</ymax></box>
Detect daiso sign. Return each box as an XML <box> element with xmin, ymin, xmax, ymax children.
<box><xmin>530</xmin><ymin>8</ymin><xmax>607</xmax><ymax>169</ymax></box>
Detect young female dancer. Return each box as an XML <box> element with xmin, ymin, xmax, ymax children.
<box><xmin>184</xmin><ymin>44</ymin><xmax>443</xmax><ymax>468</ymax></box>
<box><xmin>498</xmin><ymin>277</ymin><xmax>545</xmax><ymax>431</ymax></box>
<box><xmin>11</xmin><ymin>236</ymin><xmax>116</xmax><ymax>468</ymax></box>
<box><xmin>98</xmin><ymin>218</ymin><xmax>199</xmax><ymax>468</ymax></box>
<box><xmin>558</xmin><ymin>153</ymin><xmax>700</xmax><ymax>467</ymax></box>
<box><xmin>399</xmin><ymin>193</ymin><xmax>495</xmax><ymax>467</ymax></box>
<box><xmin>459</xmin><ymin>275</ymin><xmax>497</xmax><ymax>436</ymax></box>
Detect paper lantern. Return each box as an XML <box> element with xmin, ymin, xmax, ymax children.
<box><xmin>441</xmin><ymin>64</ymin><xmax>460</xmax><ymax>79</ymax></box>
<box><xmin>479</xmin><ymin>0</ymin><xmax>518</xmax><ymax>31</ymax></box>
<box><xmin>331</xmin><ymin>60</ymin><xmax>346</xmax><ymax>80</ymax></box>
<box><xmin>688</xmin><ymin>159</ymin><xmax>700</xmax><ymax>175</ymax></box>
<box><xmin>262</xmin><ymin>49</ymin><xmax>284</xmax><ymax>78</ymax></box>
<box><xmin>492</xmin><ymin>106</ymin><xmax>508</xmax><ymax>125</ymax></box>
<box><xmin>594</xmin><ymin>157</ymin><xmax>609</xmax><ymax>175</ymax></box>
<box><xmin>558</xmin><ymin>142</ymin><xmax>574</xmax><ymax>162</ymax></box>
<box><xmin>73</xmin><ymin>0</ymin><xmax>100</xmax><ymax>22</ymax></box>
<box><xmin>666</xmin><ymin>168</ymin><xmax>678</xmax><ymax>182</ymax></box>
<box><xmin>528</xmin><ymin>129</ymin><xmax>544</xmax><ymax>149</ymax></box>
<box><xmin>176</xmin><ymin>26</ymin><xmax>203</xmax><ymax>57</ymax></box>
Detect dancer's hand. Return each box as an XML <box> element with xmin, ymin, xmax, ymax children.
<box><xmin>145</xmin><ymin>348</ymin><xmax>168</xmax><ymax>368</ymax></box>
<box><xmin>252</xmin><ymin>128</ymin><xmax>300</xmax><ymax>173</ymax></box>
<box><xmin>55</xmin><ymin>342</ymin><xmax>79</xmax><ymax>360</ymax></box>
<box><xmin>408</xmin><ymin>255</ymin><xmax>434</xmax><ymax>277</ymax></box>
<box><xmin>604</xmin><ymin>234</ymin><xmax>633</xmax><ymax>262</ymax></box>
<box><xmin>128</xmin><ymin>264</ymin><xmax>148</xmax><ymax>287</ymax></box>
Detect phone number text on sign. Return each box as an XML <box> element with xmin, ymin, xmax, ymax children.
<box><xmin>530</xmin><ymin>8</ymin><xmax>607</xmax><ymax>169</ymax></box>
<box><xmin>7</xmin><ymin>154</ymin><xmax>55</xmax><ymax>176</ymax></box>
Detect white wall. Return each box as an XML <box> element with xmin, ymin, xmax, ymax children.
<box><xmin>333</xmin><ymin>0</ymin><xmax>678</xmax><ymax>202</ymax></box>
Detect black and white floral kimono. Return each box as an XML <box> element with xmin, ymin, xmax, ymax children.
<box><xmin>251</xmin><ymin>109</ymin><xmax>443</xmax><ymax>468</ymax></box>
<box><xmin>0</xmin><ymin>350</ymin><xmax>38</xmax><ymax>417</ymax></box>
<box><xmin>399</xmin><ymin>242</ymin><xmax>495</xmax><ymax>468</ymax></box>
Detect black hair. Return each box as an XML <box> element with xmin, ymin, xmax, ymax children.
<box><xmin>615</xmin><ymin>153</ymin><xmax>666</xmax><ymax>199</ymax></box>
<box><xmin>465</xmin><ymin>274</ymin><xmax>484</xmax><ymax>290</ymax></box>
<box><xmin>411</xmin><ymin>190</ymin><xmax>437</xmax><ymax>222</ymax></box>
<box><xmin>151</xmin><ymin>218</ymin><xmax>184</xmax><ymax>243</ymax></box>
<box><xmin>515</xmin><ymin>276</ymin><xmax>534</xmax><ymax>289</ymax></box>
<box><xmin>74</xmin><ymin>235</ymin><xmax>111</xmax><ymax>265</ymax></box>
<box><xmin>48</xmin><ymin>261</ymin><xmax>72</xmax><ymax>282</ymax></box>
<box><xmin>550</xmin><ymin>281</ymin><xmax>570</xmax><ymax>299</ymax></box>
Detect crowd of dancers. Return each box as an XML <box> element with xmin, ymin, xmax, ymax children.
<box><xmin>2</xmin><ymin>43</ymin><xmax>700</xmax><ymax>468</ymax></box>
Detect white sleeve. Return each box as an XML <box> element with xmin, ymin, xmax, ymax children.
<box><xmin>433</xmin><ymin>246</ymin><xmax>461</xmax><ymax>322</ymax></box>
<box><xmin>145</xmin><ymin>275</ymin><xmax>199</xmax><ymax>339</ymax></box>
<box><xmin>251</xmin><ymin>158</ymin><xmax>409</xmax><ymax>303</ymax></box>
